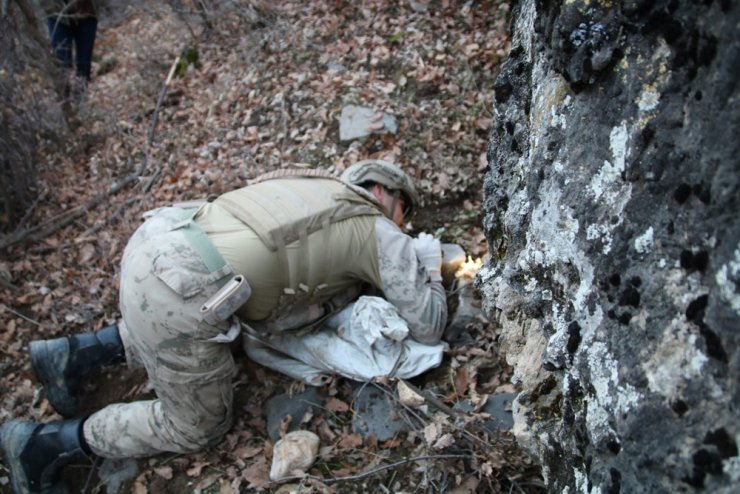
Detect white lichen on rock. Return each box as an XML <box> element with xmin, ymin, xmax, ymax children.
<box><xmin>642</xmin><ymin>318</ymin><xmax>709</xmax><ymax>398</ymax></box>
<box><xmin>715</xmin><ymin>245</ymin><xmax>740</xmax><ymax>313</ymax></box>
<box><xmin>584</xmin><ymin>341</ymin><xmax>642</xmax><ymax>445</ymax></box>
<box><xmin>634</xmin><ymin>226</ymin><xmax>654</xmax><ymax>253</ymax></box>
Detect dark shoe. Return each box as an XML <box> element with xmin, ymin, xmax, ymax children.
<box><xmin>30</xmin><ymin>325</ymin><xmax>125</xmax><ymax>417</ymax></box>
<box><xmin>0</xmin><ymin>418</ymin><xmax>90</xmax><ymax>494</ymax></box>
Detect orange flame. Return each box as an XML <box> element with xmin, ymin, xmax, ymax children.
<box><xmin>454</xmin><ymin>256</ymin><xmax>483</xmax><ymax>281</ymax></box>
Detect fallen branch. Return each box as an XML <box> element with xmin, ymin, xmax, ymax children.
<box><xmin>138</xmin><ymin>54</ymin><xmax>180</xmax><ymax>177</ymax></box>
<box><xmin>1</xmin><ymin>303</ymin><xmax>44</xmax><ymax>328</ymax></box>
<box><xmin>0</xmin><ymin>192</ymin><xmax>116</xmax><ymax>250</ymax></box>
<box><xmin>0</xmin><ymin>55</ymin><xmax>181</xmax><ymax>251</ymax></box>
<box><xmin>82</xmin><ymin>197</ymin><xmax>136</xmax><ymax>237</ymax></box>
<box><xmin>0</xmin><ymin>277</ymin><xmax>20</xmax><ymax>293</ymax></box>
<box><xmin>397</xmin><ymin>379</ymin><xmax>515</xmax><ymax>447</ymax></box>
<box><xmin>278</xmin><ymin>454</ymin><xmax>469</xmax><ymax>485</ymax></box>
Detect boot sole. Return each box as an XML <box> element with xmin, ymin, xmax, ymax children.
<box><xmin>29</xmin><ymin>340</ymin><xmax>79</xmax><ymax>418</ymax></box>
<box><xmin>0</xmin><ymin>420</ymin><xmax>35</xmax><ymax>493</ymax></box>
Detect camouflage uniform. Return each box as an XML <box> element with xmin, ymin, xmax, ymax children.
<box><xmin>84</xmin><ymin>207</ymin><xmax>237</xmax><ymax>457</ymax></box>
<box><xmin>83</xmin><ymin>178</ymin><xmax>446</xmax><ymax>458</ymax></box>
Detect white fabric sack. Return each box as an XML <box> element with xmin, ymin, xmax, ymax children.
<box><xmin>243</xmin><ymin>296</ymin><xmax>445</xmax><ymax>385</ymax></box>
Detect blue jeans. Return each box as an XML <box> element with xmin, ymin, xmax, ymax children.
<box><xmin>46</xmin><ymin>16</ymin><xmax>98</xmax><ymax>81</ymax></box>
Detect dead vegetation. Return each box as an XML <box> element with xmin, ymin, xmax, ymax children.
<box><xmin>0</xmin><ymin>1</ymin><xmax>544</xmax><ymax>492</ymax></box>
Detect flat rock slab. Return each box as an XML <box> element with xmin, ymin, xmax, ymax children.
<box><xmin>265</xmin><ymin>387</ymin><xmax>321</xmax><ymax>442</ymax></box>
<box><xmin>453</xmin><ymin>392</ymin><xmax>516</xmax><ymax>431</ymax></box>
<box><xmin>481</xmin><ymin>393</ymin><xmax>516</xmax><ymax>431</ymax></box>
<box><xmin>98</xmin><ymin>458</ymin><xmax>139</xmax><ymax>494</ymax></box>
<box><xmin>351</xmin><ymin>383</ymin><xmax>414</xmax><ymax>441</ymax></box>
<box><xmin>339</xmin><ymin>105</ymin><xmax>398</xmax><ymax>141</ymax></box>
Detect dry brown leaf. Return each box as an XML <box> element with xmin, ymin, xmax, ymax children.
<box><xmin>186</xmin><ymin>461</ymin><xmax>209</xmax><ymax>477</ymax></box>
<box><xmin>234</xmin><ymin>445</ymin><xmax>263</xmax><ymax>459</ymax></box>
<box><xmin>432</xmin><ymin>433</ymin><xmax>456</xmax><ymax>450</ymax></box>
<box><xmin>78</xmin><ymin>244</ymin><xmax>96</xmax><ymax>264</ymax></box>
<box><xmin>242</xmin><ymin>458</ymin><xmax>271</xmax><ymax>490</ymax></box>
<box><xmin>324</xmin><ymin>397</ymin><xmax>350</xmax><ymax>413</ymax></box>
<box><xmin>132</xmin><ymin>481</ymin><xmax>148</xmax><ymax>494</ymax></box>
<box><xmin>380</xmin><ymin>437</ymin><xmax>403</xmax><ymax>449</ymax></box>
<box><xmin>2</xmin><ymin>318</ymin><xmax>16</xmax><ymax>343</ymax></box>
<box><xmin>317</xmin><ymin>420</ymin><xmax>337</xmax><ymax>442</ymax></box>
<box><xmin>338</xmin><ymin>432</ymin><xmax>363</xmax><ymax>449</ymax></box>
<box><xmin>153</xmin><ymin>466</ymin><xmax>173</xmax><ymax>480</ymax></box>
<box><xmin>195</xmin><ymin>473</ymin><xmax>220</xmax><ymax>491</ymax></box>
<box><xmin>219</xmin><ymin>478</ymin><xmax>235</xmax><ymax>494</ymax></box>
<box><xmin>132</xmin><ymin>472</ymin><xmax>149</xmax><ymax>494</ymax></box>
<box><xmin>423</xmin><ymin>422</ymin><xmax>439</xmax><ymax>444</ymax></box>
<box><xmin>449</xmin><ymin>475</ymin><xmax>481</xmax><ymax>494</ymax></box>
<box><xmin>454</xmin><ymin>366</ymin><xmax>471</xmax><ymax>398</ymax></box>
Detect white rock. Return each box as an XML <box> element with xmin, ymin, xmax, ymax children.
<box><xmin>269</xmin><ymin>430</ymin><xmax>320</xmax><ymax>481</ymax></box>
<box><xmin>397</xmin><ymin>380</ymin><xmax>425</xmax><ymax>407</ymax></box>
<box><xmin>339</xmin><ymin>105</ymin><xmax>398</xmax><ymax>141</ymax></box>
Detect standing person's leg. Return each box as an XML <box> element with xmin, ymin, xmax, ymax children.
<box><xmin>72</xmin><ymin>17</ymin><xmax>98</xmax><ymax>82</ymax></box>
<box><xmin>46</xmin><ymin>17</ymin><xmax>74</xmax><ymax>99</ymax></box>
<box><xmin>46</xmin><ymin>17</ymin><xmax>73</xmax><ymax>70</ymax></box>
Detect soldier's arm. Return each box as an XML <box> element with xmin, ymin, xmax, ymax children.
<box><xmin>372</xmin><ymin>218</ymin><xmax>448</xmax><ymax>344</ymax></box>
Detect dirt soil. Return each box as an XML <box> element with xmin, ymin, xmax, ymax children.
<box><xmin>0</xmin><ymin>1</ymin><xmax>544</xmax><ymax>492</ymax></box>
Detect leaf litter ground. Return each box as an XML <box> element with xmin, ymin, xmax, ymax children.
<box><xmin>0</xmin><ymin>1</ymin><xmax>544</xmax><ymax>492</ymax></box>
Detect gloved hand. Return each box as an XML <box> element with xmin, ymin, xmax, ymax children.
<box><xmin>412</xmin><ymin>232</ymin><xmax>442</xmax><ymax>281</ymax></box>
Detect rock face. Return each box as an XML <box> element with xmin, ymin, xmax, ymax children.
<box><xmin>479</xmin><ymin>0</ymin><xmax>739</xmax><ymax>492</ymax></box>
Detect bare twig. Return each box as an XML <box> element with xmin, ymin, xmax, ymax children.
<box><xmin>0</xmin><ymin>186</ymin><xmax>124</xmax><ymax>250</ymax></box>
<box><xmin>1</xmin><ymin>303</ymin><xmax>44</xmax><ymax>328</ymax></box>
<box><xmin>15</xmin><ymin>190</ymin><xmax>47</xmax><ymax>231</ymax></box>
<box><xmin>139</xmin><ymin>54</ymin><xmax>180</xmax><ymax>177</ymax></box>
<box><xmin>278</xmin><ymin>454</ymin><xmax>469</xmax><ymax>485</ymax></box>
<box><xmin>0</xmin><ymin>277</ymin><xmax>20</xmax><ymax>292</ymax></box>
<box><xmin>140</xmin><ymin>166</ymin><xmax>162</xmax><ymax>193</ymax></box>
<box><xmin>82</xmin><ymin>197</ymin><xmax>136</xmax><ymax>237</ymax></box>
<box><xmin>398</xmin><ymin>379</ymin><xmax>514</xmax><ymax>447</ymax></box>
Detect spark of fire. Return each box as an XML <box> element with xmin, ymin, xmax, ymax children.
<box><xmin>454</xmin><ymin>256</ymin><xmax>483</xmax><ymax>281</ymax></box>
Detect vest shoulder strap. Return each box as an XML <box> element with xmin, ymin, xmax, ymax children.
<box><xmin>214</xmin><ymin>171</ymin><xmax>382</xmax><ymax>252</ymax></box>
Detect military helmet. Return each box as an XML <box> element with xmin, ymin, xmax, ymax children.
<box><xmin>340</xmin><ymin>159</ymin><xmax>419</xmax><ymax>215</ymax></box>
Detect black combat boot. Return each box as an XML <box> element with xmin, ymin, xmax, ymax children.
<box><xmin>29</xmin><ymin>325</ymin><xmax>126</xmax><ymax>417</ymax></box>
<box><xmin>0</xmin><ymin>418</ymin><xmax>92</xmax><ymax>494</ymax></box>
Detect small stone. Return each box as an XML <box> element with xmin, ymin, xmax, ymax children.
<box><xmin>269</xmin><ymin>430</ymin><xmax>320</xmax><ymax>481</ymax></box>
<box><xmin>98</xmin><ymin>458</ymin><xmax>139</xmax><ymax>494</ymax></box>
<box><xmin>327</xmin><ymin>62</ymin><xmax>346</xmax><ymax>73</ymax></box>
<box><xmin>339</xmin><ymin>105</ymin><xmax>398</xmax><ymax>141</ymax></box>
<box><xmin>397</xmin><ymin>380</ymin><xmax>425</xmax><ymax>407</ymax></box>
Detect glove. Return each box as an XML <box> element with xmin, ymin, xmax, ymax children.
<box><xmin>412</xmin><ymin>232</ymin><xmax>442</xmax><ymax>281</ymax></box>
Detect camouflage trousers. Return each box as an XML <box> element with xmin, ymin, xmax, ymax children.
<box><xmin>83</xmin><ymin>207</ymin><xmax>239</xmax><ymax>458</ymax></box>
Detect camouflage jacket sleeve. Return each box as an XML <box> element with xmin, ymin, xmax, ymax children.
<box><xmin>374</xmin><ymin>217</ymin><xmax>447</xmax><ymax>345</ymax></box>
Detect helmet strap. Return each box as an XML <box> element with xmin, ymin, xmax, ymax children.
<box><xmin>389</xmin><ymin>190</ymin><xmax>401</xmax><ymax>220</ymax></box>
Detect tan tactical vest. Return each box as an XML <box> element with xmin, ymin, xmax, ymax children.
<box><xmin>214</xmin><ymin>170</ymin><xmax>382</xmax><ymax>256</ymax></box>
<box><xmin>211</xmin><ymin>170</ymin><xmax>384</xmax><ymax>328</ymax></box>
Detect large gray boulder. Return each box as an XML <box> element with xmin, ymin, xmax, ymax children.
<box><xmin>479</xmin><ymin>0</ymin><xmax>739</xmax><ymax>492</ymax></box>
